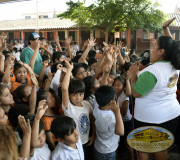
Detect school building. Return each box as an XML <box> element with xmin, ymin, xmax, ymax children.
<box><xmin>0</xmin><ymin>12</ymin><xmax>179</xmax><ymax>53</ymax></box>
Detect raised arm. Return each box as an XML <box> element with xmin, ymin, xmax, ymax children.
<box><xmin>31</xmin><ymin>100</ymin><xmax>48</xmax><ymax>148</ymax></box>
<box><xmin>65</xmin><ymin>36</ymin><xmax>73</xmax><ymax>57</ymax></box>
<box><xmin>44</xmin><ymin>70</ymin><xmax>52</xmax><ymax>91</ymax></box>
<box><xmin>61</xmin><ymin>60</ymin><xmax>73</xmax><ymax>109</ymax></box>
<box><xmin>112</xmin><ymin>52</ymin><xmax>117</xmax><ymax>75</ymax></box>
<box><xmin>55</xmin><ymin>37</ymin><xmax>62</xmax><ymax>52</ymax></box>
<box><xmin>100</xmin><ymin>64</ymin><xmax>111</xmax><ymax>86</ymax></box>
<box><xmin>128</xmin><ymin>62</ymin><xmax>142</xmax><ymax>98</ymax></box>
<box><xmin>39</xmin><ymin>61</ymin><xmax>49</xmax><ymax>88</ymax></box>
<box><xmin>111</xmin><ymin>100</ymin><xmax>124</xmax><ymax>136</ymax></box>
<box><xmin>162</xmin><ymin>17</ymin><xmax>176</xmax><ymax>37</ymax></box>
<box><xmin>0</xmin><ymin>52</ymin><xmax>5</xmax><ymax>73</ymax></box>
<box><xmin>2</xmin><ymin>57</ymin><xmax>11</xmax><ymax>86</ymax></box>
<box><xmin>40</xmin><ymin>45</ymin><xmax>53</xmax><ymax>58</ymax></box>
<box><xmin>29</xmin><ymin>39</ymin><xmax>40</xmax><ymax>71</ymax></box>
<box><xmin>125</xmin><ymin>72</ymin><xmax>131</xmax><ymax>96</ymax></box>
<box><xmin>78</xmin><ymin>37</ymin><xmax>96</xmax><ymax>63</ymax></box>
<box><xmin>29</xmin><ymin>74</ymin><xmax>38</xmax><ymax>114</ymax></box>
<box><xmin>0</xmin><ymin>34</ymin><xmax>7</xmax><ymax>52</ymax></box>
<box><xmin>18</xmin><ymin>115</ymin><xmax>31</xmax><ymax>159</ymax></box>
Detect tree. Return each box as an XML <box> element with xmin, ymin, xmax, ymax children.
<box><xmin>57</xmin><ymin>0</ymin><xmax>165</xmax><ymax>32</ymax></box>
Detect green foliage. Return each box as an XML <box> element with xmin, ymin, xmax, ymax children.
<box><xmin>57</xmin><ymin>0</ymin><xmax>165</xmax><ymax>32</ymax></box>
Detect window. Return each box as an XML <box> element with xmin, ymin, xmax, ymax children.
<box><xmin>143</xmin><ymin>31</ymin><xmax>154</xmax><ymax>41</ymax></box>
<box><xmin>25</xmin><ymin>16</ymin><xmax>31</xmax><ymax>19</ymax></box>
<box><xmin>81</xmin><ymin>30</ymin><xmax>90</xmax><ymax>41</ymax></box>
<box><xmin>58</xmin><ymin>31</ymin><xmax>65</xmax><ymax>40</ymax></box>
<box><xmin>39</xmin><ymin>15</ymin><xmax>48</xmax><ymax>19</ymax></box>
<box><xmin>68</xmin><ymin>31</ymin><xmax>75</xmax><ymax>41</ymax></box>
<box><xmin>47</xmin><ymin>32</ymin><xmax>54</xmax><ymax>41</ymax></box>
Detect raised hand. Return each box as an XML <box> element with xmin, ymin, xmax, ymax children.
<box><xmin>103</xmin><ymin>63</ymin><xmax>111</xmax><ymax>74</ymax></box>
<box><xmin>34</xmin><ymin>39</ymin><xmax>40</xmax><ymax>50</ymax></box>
<box><xmin>65</xmin><ymin>36</ymin><xmax>73</xmax><ymax>45</ymax></box>
<box><xmin>18</xmin><ymin>115</ymin><xmax>31</xmax><ymax>135</ymax></box>
<box><xmin>88</xmin><ymin>37</ymin><xmax>96</xmax><ymax>48</ymax></box>
<box><xmin>110</xmin><ymin>100</ymin><xmax>120</xmax><ymax>114</ymax></box>
<box><xmin>162</xmin><ymin>17</ymin><xmax>176</xmax><ymax>29</ymax></box>
<box><xmin>128</xmin><ymin>61</ymin><xmax>139</xmax><ymax>76</ymax></box>
<box><xmin>64</xmin><ymin>59</ymin><xmax>73</xmax><ymax>71</ymax></box>
<box><xmin>54</xmin><ymin>36</ymin><xmax>59</xmax><ymax>42</ymax></box>
<box><xmin>36</xmin><ymin>100</ymin><xmax>48</xmax><ymax>120</ymax></box>
<box><xmin>30</xmin><ymin>73</ymin><xmax>38</xmax><ymax>86</ymax></box>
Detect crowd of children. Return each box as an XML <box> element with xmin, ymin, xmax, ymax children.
<box><xmin>0</xmin><ymin>17</ymin><xmax>180</xmax><ymax>160</ymax></box>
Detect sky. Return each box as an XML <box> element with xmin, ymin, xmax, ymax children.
<box><xmin>0</xmin><ymin>0</ymin><xmax>179</xmax><ymax>21</ymax></box>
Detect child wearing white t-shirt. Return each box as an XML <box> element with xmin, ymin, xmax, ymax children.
<box><xmin>51</xmin><ymin>116</ymin><xmax>84</xmax><ymax>160</ymax></box>
<box><xmin>93</xmin><ymin>85</ymin><xmax>124</xmax><ymax>160</ymax></box>
<box><xmin>61</xmin><ymin>60</ymin><xmax>95</xmax><ymax>159</ymax></box>
<box><xmin>113</xmin><ymin>76</ymin><xmax>133</xmax><ymax>159</ymax></box>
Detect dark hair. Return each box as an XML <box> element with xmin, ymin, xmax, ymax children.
<box><xmin>13</xmin><ymin>84</ymin><xmax>30</xmax><ymax>104</ymax></box>
<box><xmin>51</xmin><ymin>63</ymin><xmax>59</xmax><ymax>74</ymax></box>
<box><xmin>83</xmin><ymin>76</ymin><xmax>96</xmax><ymax>99</ymax></box>
<box><xmin>13</xmin><ymin>47</ymin><xmax>17</xmax><ymax>52</ymax></box>
<box><xmin>113</xmin><ymin>76</ymin><xmax>126</xmax><ymax>88</ymax></box>
<box><xmin>123</xmin><ymin>62</ymin><xmax>132</xmax><ymax>71</ymax></box>
<box><xmin>71</xmin><ymin>55</ymin><xmax>81</xmax><ymax>63</ymax></box>
<box><xmin>88</xmin><ymin>50</ymin><xmax>96</xmax><ymax>59</ymax></box>
<box><xmin>52</xmin><ymin>51</ymin><xmax>63</xmax><ymax>63</ymax></box>
<box><xmin>2</xmin><ymin>50</ymin><xmax>11</xmax><ymax>60</ymax></box>
<box><xmin>76</xmin><ymin>50</ymin><xmax>83</xmax><ymax>56</ymax></box>
<box><xmin>13</xmin><ymin>63</ymin><xmax>25</xmax><ymax>74</ymax></box>
<box><xmin>88</xmin><ymin>58</ymin><xmax>97</xmax><ymax>67</ymax></box>
<box><xmin>130</xmin><ymin>54</ymin><xmax>139</xmax><ymax>63</ymax></box>
<box><xmin>139</xmin><ymin>49</ymin><xmax>150</xmax><ymax>66</ymax></box>
<box><xmin>8</xmin><ymin>105</ymin><xmax>29</xmax><ymax>129</ymax></box>
<box><xmin>81</xmin><ymin>63</ymin><xmax>89</xmax><ymax>71</ymax></box>
<box><xmin>158</xmin><ymin>36</ymin><xmax>180</xmax><ymax>69</ymax></box>
<box><xmin>68</xmin><ymin>79</ymin><xmax>85</xmax><ymax>94</ymax></box>
<box><xmin>37</xmin><ymin>89</ymin><xmax>55</xmax><ymax>105</ymax></box>
<box><xmin>95</xmin><ymin>85</ymin><xmax>115</xmax><ymax>107</ymax></box>
<box><xmin>72</xmin><ymin>63</ymin><xmax>84</xmax><ymax>77</ymax></box>
<box><xmin>36</xmin><ymin>89</ymin><xmax>49</xmax><ymax>106</ymax></box>
<box><xmin>42</xmin><ymin>54</ymin><xmax>49</xmax><ymax>62</ymax></box>
<box><xmin>51</xmin><ymin>115</ymin><xmax>76</xmax><ymax>139</ymax></box>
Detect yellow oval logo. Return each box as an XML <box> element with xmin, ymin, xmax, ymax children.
<box><xmin>127</xmin><ymin>126</ymin><xmax>174</xmax><ymax>153</ymax></box>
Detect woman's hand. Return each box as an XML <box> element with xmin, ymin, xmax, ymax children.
<box><xmin>162</xmin><ymin>17</ymin><xmax>176</xmax><ymax>29</ymax></box>
<box><xmin>128</xmin><ymin>61</ymin><xmax>139</xmax><ymax>77</ymax></box>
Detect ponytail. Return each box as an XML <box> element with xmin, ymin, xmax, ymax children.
<box><xmin>158</xmin><ymin>36</ymin><xmax>180</xmax><ymax>69</ymax></box>
<box><xmin>170</xmin><ymin>41</ymin><xmax>180</xmax><ymax>70</ymax></box>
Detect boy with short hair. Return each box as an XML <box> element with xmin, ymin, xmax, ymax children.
<box><xmin>51</xmin><ymin>115</ymin><xmax>84</xmax><ymax>160</ymax></box>
<box><xmin>93</xmin><ymin>85</ymin><xmax>124</xmax><ymax>160</ymax></box>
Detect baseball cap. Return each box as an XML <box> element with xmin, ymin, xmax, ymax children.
<box><xmin>28</xmin><ymin>32</ymin><xmax>44</xmax><ymax>41</ymax></box>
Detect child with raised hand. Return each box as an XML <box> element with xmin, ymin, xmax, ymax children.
<box><xmin>29</xmin><ymin>100</ymin><xmax>51</xmax><ymax>160</ymax></box>
<box><xmin>51</xmin><ymin>115</ymin><xmax>84</xmax><ymax>160</ymax></box>
<box><xmin>112</xmin><ymin>75</ymin><xmax>133</xmax><ymax>159</ymax></box>
<box><xmin>37</xmin><ymin>89</ymin><xmax>57</xmax><ymax>151</ymax></box>
<box><xmin>93</xmin><ymin>85</ymin><xmax>124</xmax><ymax>160</ymax></box>
<box><xmin>61</xmin><ymin>59</ymin><xmax>95</xmax><ymax>159</ymax></box>
<box><xmin>11</xmin><ymin>61</ymin><xmax>35</xmax><ymax>93</ymax></box>
<box><xmin>18</xmin><ymin>115</ymin><xmax>31</xmax><ymax>159</ymax></box>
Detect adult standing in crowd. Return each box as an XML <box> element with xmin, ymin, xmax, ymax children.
<box><xmin>128</xmin><ymin>17</ymin><xmax>180</xmax><ymax>160</ymax></box>
<box><xmin>20</xmin><ymin>33</ymin><xmax>42</xmax><ymax>75</ymax></box>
